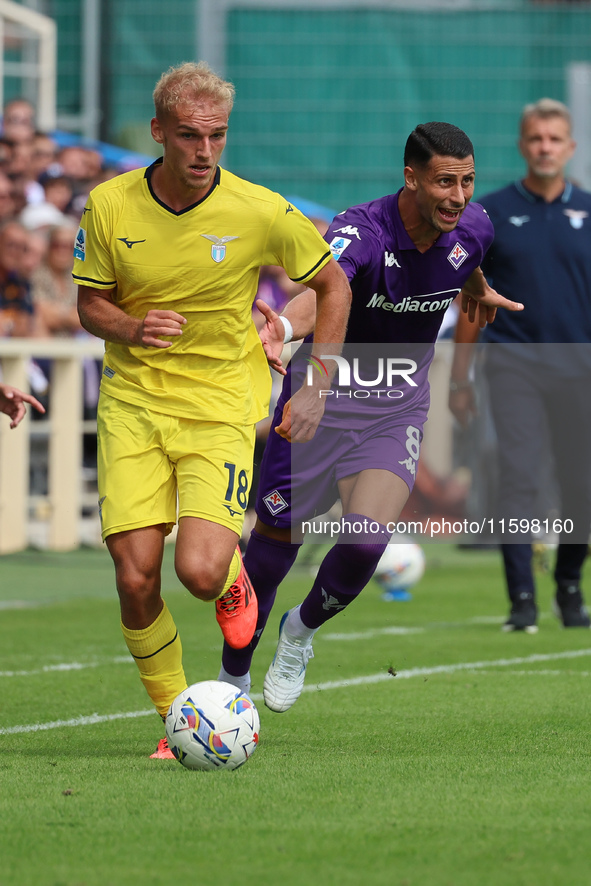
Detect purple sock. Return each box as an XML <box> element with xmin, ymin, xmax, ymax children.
<box><xmin>222</xmin><ymin>529</ymin><xmax>300</xmax><ymax>676</ymax></box>
<box><xmin>299</xmin><ymin>513</ymin><xmax>390</xmax><ymax>630</ymax></box>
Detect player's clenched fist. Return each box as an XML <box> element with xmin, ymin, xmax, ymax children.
<box><xmin>137</xmin><ymin>309</ymin><xmax>187</xmax><ymax>348</ymax></box>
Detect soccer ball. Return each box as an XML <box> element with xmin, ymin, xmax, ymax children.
<box><xmin>374</xmin><ymin>542</ymin><xmax>425</xmax><ymax>600</ymax></box>
<box><xmin>165</xmin><ymin>680</ymin><xmax>260</xmax><ymax>771</ymax></box>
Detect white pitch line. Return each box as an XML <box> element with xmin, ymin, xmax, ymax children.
<box><xmin>323</xmin><ymin>615</ymin><xmax>508</xmax><ymax>641</ymax></box>
<box><xmin>0</xmin><ymin>601</ymin><xmax>41</xmax><ymax>611</ymax></box>
<box><xmin>0</xmin><ymin>614</ymin><xmax>550</xmax><ymax>677</ymax></box>
<box><xmin>324</xmin><ymin>626</ymin><xmax>423</xmax><ymax>640</ymax></box>
<box><xmin>0</xmin><ymin>709</ymin><xmax>156</xmax><ymax>735</ymax></box>
<box><xmin>0</xmin><ymin>656</ymin><xmax>132</xmax><ymax>678</ymax></box>
<box><xmin>488</xmin><ymin>669</ymin><xmax>591</xmax><ymax>677</ymax></box>
<box><xmin>304</xmin><ymin>648</ymin><xmax>591</xmax><ymax>691</ymax></box>
<box><xmin>2</xmin><ymin>648</ymin><xmax>591</xmax><ymax>736</ymax></box>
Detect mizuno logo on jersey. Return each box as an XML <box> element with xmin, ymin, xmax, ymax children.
<box><xmin>117</xmin><ymin>237</ymin><xmax>146</xmax><ymax>249</ymax></box>
<box><xmin>509</xmin><ymin>215</ymin><xmax>530</xmax><ymax>227</ymax></box>
<box><xmin>285</xmin><ymin>204</ymin><xmax>294</xmax><ymax>214</ymax></box>
<box><xmin>334</xmin><ymin>224</ymin><xmax>361</xmax><ymax>240</ymax></box>
<box><xmin>447</xmin><ymin>242</ymin><xmax>469</xmax><ymax>270</ymax></box>
<box><xmin>201</xmin><ymin>234</ymin><xmax>239</xmax><ymax>263</ymax></box>
<box><xmin>385</xmin><ymin>252</ymin><xmax>401</xmax><ymax>268</ymax></box>
<box><xmin>223</xmin><ymin>504</ymin><xmax>243</xmax><ymax>518</ymax></box>
<box><xmin>366</xmin><ymin>289</ymin><xmax>459</xmax><ymax>314</ymax></box>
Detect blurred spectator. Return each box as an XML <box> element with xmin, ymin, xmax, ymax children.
<box><xmin>20</xmin><ymin>199</ymin><xmax>65</xmax><ymax>231</ymax></box>
<box><xmin>0</xmin><ymin>220</ymin><xmax>36</xmax><ymax>336</ymax></box>
<box><xmin>21</xmin><ymin>230</ymin><xmax>48</xmax><ymax>278</ymax></box>
<box><xmin>42</xmin><ymin>176</ymin><xmax>73</xmax><ymax>214</ymax></box>
<box><xmin>0</xmin><ymin>171</ymin><xmax>16</xmax><ymax>222</ymax></box>
<box><xmin>1</xmin><ymin>99</ymin><xmax>35</xmax><ymax>144</ymax></box>
<box><xmin>8</xmin><ymin>139</ymin><xmax>44</xmax><ymax>206</ymax></box>
<box><xmin>18</xmin><ymin>173</ymin><xmax>72</xmax><ymax>233</ymax></box>
<box><xmin>0</xmin><ymin>137</ymin><xmax>13</xmax><ymax>169</ymax></box>
<box><xmin>31</xmin><ymin>224</ymin><xmax>81</xmax><ymax>338</ymax></box>
<box><xmin>8</xmin><ymin>178</ymin><xmax>28</xmax><ymax>216</ymax></box>
<box><xmin>54</xmin><ymin>145</ymin><xmax>105</xmax><ymax>218</ymax></box>
<box><xmin>30</xmin><ymin>222</ymin><xmax>101</xmax><ymax>427</ymax></box>
<box><xmin>57</xmin><ymin>146</ymin><xmax>102</xmax><ymax>189</ymax></box>
<box><xmin>31</xmin><ymin>133</ymin><xmax>59</xmax><ymax>181</ymax></box>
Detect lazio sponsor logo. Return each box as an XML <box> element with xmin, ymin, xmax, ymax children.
<box><xmin>366</xmin><ymin>289</ymin><xmax>459</xmax><ymax>314</ymax></box>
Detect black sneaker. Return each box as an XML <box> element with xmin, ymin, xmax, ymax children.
<box><xmin>502</xmin><ymin>593</ymin><xmax>538</xmax><ymax>633</ymax></box>
<box><xmin>554</xmin><ymin>583</ymin><xmax>591</xmax><ymax>628</ymax></box>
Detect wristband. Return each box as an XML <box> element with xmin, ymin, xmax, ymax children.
<box><xmin>281</xmin><ymin>315</ymin><xmax>294</xmax><ymax>344</ymax></box>
<box><xmin>449</xmin><ymin>379</ymin><xmax>472</xmax><ymax>392</ymax></box>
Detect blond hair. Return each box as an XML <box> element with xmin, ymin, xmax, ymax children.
<box><xmin>153</xmin><ymin>61</ymin><xmax>235</xmax><ymax>119</ymax></box>
<box><xmin>520</xmin><ymin>98</ymin><xmax>571</xmax><ymax>135</ymax></box>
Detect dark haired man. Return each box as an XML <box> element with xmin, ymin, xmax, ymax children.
<box><xmin>218</xmin><ymin>122</ymin><xmax>523</xmax><ymax>711</ymax></box>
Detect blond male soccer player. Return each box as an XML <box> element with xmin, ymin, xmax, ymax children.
<box><xmin>73</xmin><ymin>62</ymin><xmax>350</xmax><ymax>757</ymax></box>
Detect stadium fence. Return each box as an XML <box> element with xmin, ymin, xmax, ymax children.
<box><xmin>0</xmin><ymin>337</ymin><xmax>104</xmax><ymax>553</ymax></box>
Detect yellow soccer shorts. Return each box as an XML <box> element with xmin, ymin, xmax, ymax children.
<box><xmin>97</xmin><ymin>393</ymin><xmax>256</xmax><ymax>541</ymax></box>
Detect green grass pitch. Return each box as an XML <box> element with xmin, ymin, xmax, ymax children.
<box><xmin>1</xmin><ymin>543</ymin><xmax>591</xmax><ymax>886</ymax></box>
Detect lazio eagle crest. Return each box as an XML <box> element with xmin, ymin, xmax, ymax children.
<box><xmin>201</xmin><ymin>234</ymin><xmax>239</xmax><ymax>263</ymax></box>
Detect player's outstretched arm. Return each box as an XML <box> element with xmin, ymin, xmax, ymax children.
<box><xmin>254</xmin><ymin>289</ymin><xmax>318</xmax><ymax>375</ymax></box>
<box><xmin>275</xmin><ymin>259</ymin><xmax>351</xmax><ymax>444</ymax></box>
<box><xmin>0</xmin><ymin>383</ymin><xmax>45</xmax><ymax>428</ymax></box>
<box><xmin>254</xmin><ymin>298</ymin><xmax>287</xmax><ymax>374</ymax></box>
<box><xmin>77</xmin><ymin>285</ymin><xmax>187</xmax><ymax>349</ymax></box>
<box><xmin>461</xmin><ymin>267</ymin><xmax>523</xmax><ymax>328</ymax></box>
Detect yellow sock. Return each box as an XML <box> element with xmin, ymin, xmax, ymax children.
<box><xmin>217</xmin><ymin>547</ymin><xmax>241</xmax><ymax>599</ymax></box>
<box><xmin>121</xmin><ymin>602</ymin><xmax>187</xmax><ymax>719</ymax></box>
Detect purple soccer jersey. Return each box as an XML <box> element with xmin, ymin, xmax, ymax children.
<box><xmin>256</xmin><ymin>189</ymin><xmax>494</xmax><ymax>527</ymax></box>
<box><xmin>312</xmin><ymin>190</ymin><xmax>493</xmax><ymax>425</ymax></box>
<box><xmin>329</xmin><ymin>190</ymin><xmax>492</xmax><ymax>346</ymax></box>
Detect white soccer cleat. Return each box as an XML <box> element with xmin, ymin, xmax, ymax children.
<box><xmin>263</xmin><ymin>610</ymin><xmax>314</xmax><ymax>712</ymax></box>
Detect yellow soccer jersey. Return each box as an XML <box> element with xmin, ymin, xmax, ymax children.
<box><xmin>72</xmin><ymin>161</ymin><xmax>331</xmax><ymax>424</ymax></box>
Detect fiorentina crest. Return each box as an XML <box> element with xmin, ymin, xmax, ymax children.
<box><xmin>263</xmin><ymin>489</ymin><xmax>288</xmax><ymax>516</ymax></box>
<box><xmin>447</xmin><ymin>242</ymin><xmax>469</xmax><ymax>270</ymax></box>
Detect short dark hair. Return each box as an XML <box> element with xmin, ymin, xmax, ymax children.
<box><xmin>404</xmin><ymin>122</ymin><xmax>474</xmax><ymax>168</ymax></box>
